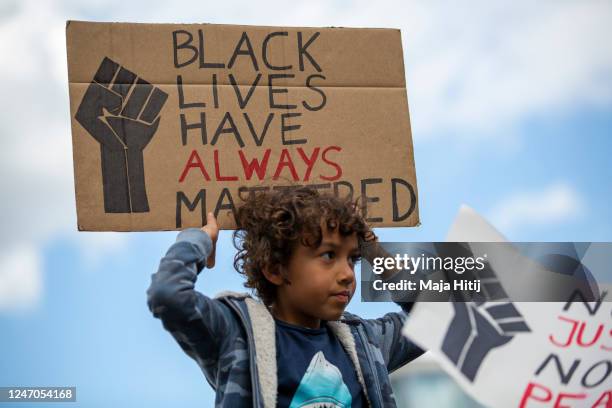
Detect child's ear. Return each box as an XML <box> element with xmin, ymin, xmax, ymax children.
<box><xmin>262</xmin><ymin>264</ymin><xmax>284</xmax><ymax>286</ymax></box>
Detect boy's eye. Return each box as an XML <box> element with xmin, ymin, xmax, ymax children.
<box><xmin>319</xmin><ymin>251</ymin><xmax>361</xmax><ymax>264</ymax></box>
<box><xmin>321</xmin><ymin>251</ymin><xmax>335</xmax><ymax>260</ymax></box>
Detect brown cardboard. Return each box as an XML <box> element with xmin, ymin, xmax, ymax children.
<box><xmin>66</xmin><ymin>21</ymin><xmax>419</xmax><ymax>231</ymax></box>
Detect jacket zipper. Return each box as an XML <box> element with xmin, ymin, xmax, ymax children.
<box><xmin>358</xmin><ymin>326</ymin><xmax>384</xmax><ymax>407</ymax></box>
<box><xmin>223</xmin><ymin>299</ymin><xmax>263</xmax><ymax>408</ymax></box>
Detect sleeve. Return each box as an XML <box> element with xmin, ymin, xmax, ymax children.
<box><xmin>359</xmin><ymin>237</ymin><xmax>424</xmax><ymax>371</ymax></box>
<box><xmin>146</xmin><ymin>228</ymin><xmax>240</xmax><ymax>368</ymax></box>
<box><xmin>362</xmin><ymin>310</ymin><xmax>425</xmax><ymax>373</ymax></box>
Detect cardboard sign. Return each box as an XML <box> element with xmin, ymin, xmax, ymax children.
<box><xmin>66</xmin><ymin>21</ymin><xmax>419</xmax><ymax>231</ymax></box>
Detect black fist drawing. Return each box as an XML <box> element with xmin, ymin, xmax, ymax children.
<box><xmin>442</xmin><ymin>300</ymin><xmax>531</xmax><ymax>382</ymax></box>
<box><xmin>75</xmin><ymin>57</ymin><xmax>168</xmax><ymax>213</ymax></box>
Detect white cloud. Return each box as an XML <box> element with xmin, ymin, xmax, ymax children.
<box><xmin>76</xmin><ymin>232</ymin><xmax>130</xmax><ymax>266</ymax></box>
<box><xmin>354</xmin><ymin>1</ymin><xmax>608</xmax><ymax>139</ymax></box>
<box><xmin>0</xmin><ymin>0</ymin><xmax>129</xmax><ymax>311</ymax></box>
<box><xmin>333</xmin><ymin>0</ymin><xmax>612</xmax><ymax>139</ymax></box>
<box><xmin>0</xmin><ymin>245</ymin><xmax>42</xmax><ymax>312</ymax></box>
<box><xmin>487</xmin><ymin>182</ymin><xmax>585</xmax><ymax>232</ymax></box>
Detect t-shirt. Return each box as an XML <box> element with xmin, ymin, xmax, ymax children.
<box><xmin>275</xmin><ymin>318</ymin><xmax>366</xmax><ymax>408</ymax></box>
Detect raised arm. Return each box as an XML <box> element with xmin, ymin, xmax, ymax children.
<box><xmin>358</xmin><ymin>231</ymin><xmax>425</xmax><ymax>371</ymax></box>
<box><xmin>147</xmin><ymin>213</ymin><xmax>239</xmax><ymax>369</ymax></box>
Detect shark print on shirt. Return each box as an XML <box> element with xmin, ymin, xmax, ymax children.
<box><xmin>289</xmin><ymin>351</ymin><xmax>352</xmax><ymax>408</ymax></box>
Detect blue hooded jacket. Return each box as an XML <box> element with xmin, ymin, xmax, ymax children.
<box><xmin>147</xmin><ymin>228</ymin><xmax>424</xmax><ymax>407</ymax></box>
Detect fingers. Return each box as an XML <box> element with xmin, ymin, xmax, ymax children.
<box><xmin>120</xmin><ymin>79</ymin><xmax>153</xmax><ymax>119</ymax></box>
<box><xmin>365</xmin><ymin>231</ymin><xmax>377</xmax><ymax>241</ymax></box>
<box><xmin>94</xmin><ymin>57</ymin><xmax>138</xmax><ymax>101</ymax></box>
<box><xmin>201</xmin><ymin>212</ymin><xmax>219</xmax><ymax>242</ymax></box>
<box><xmin>120</xmin><ymin>82</ymin><xmax>167</xmax><ymax>125</ymax></box>
<box><xmin>111</xmin><ymin>66</ymin><xmax>137</xmax><ymax>97</ymax></box>
<box><xmin>93</xmin><ymin>57</ymin><xmax>119</xmax><ymax>84</ymax></box>
<box><xmin>206</xmin><ymin>212</ymin><xmax>218</xmax><ymax>234</ymax></box>
<box><xmin>203</xmin><ymin>212</ymin><xmax>218</xmax><ymax>269</ymax></box>
<box><xmin>90</xmin><ymin>56</ymin><xmax>168</xmax><ymax>126</ymax></box>
<box><xmin>140</xmin><ymin>88</ymin><xmax>168</xmax><ymax>123</ymax></box>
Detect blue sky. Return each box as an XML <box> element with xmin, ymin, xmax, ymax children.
<box><xmin>1</xmin><ymin>0</ymin><xmax>611</xmax><ymax>406</ymax></box>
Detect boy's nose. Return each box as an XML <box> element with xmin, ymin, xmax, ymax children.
<box><xmin>337</xmin><ymin>260</ymin><xmax>355</xmax><ymax>285</ymax></box>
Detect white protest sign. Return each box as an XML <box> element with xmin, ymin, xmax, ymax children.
<box><xmin>402</xmin><ymin>205</ymin><xmax>611</xmax><ymax>408</ymax></box>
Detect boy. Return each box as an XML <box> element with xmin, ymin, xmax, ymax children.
<box><xmin>147</xmin><ymin>187</ymin><xmax>424</xmax><ymax>407</ymax></box>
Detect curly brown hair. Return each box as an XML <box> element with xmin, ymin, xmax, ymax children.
<box><xmin>232</xmin><ymin>186</ymin><xmax>370</xmax><ymax>306</ymax></box>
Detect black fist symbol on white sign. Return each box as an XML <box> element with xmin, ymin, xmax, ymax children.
<box><xmin>75</xmin><ymin>57</ymin><xmax>168</xmax><ymax>213</ymax></box>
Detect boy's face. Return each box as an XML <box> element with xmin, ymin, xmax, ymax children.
<box><xmin>271</xmin><ymin>223</ymin><xmax>360</xmax><ymax>329</ymax></box>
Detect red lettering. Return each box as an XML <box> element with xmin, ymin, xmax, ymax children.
<box><xmin>576</xmin><ymin>323</ymin><xmax>604</xmax><ymax>347</ymax></box>
<box><xmin>592</xmin><ymin>391</ymin><xmax>612</xmax><ymax>408</ymax></box>
<box><xmin>297</xmin><ymin>147</ymin><xmax>320</xmax><ymax>182</ymax></box>
<box><xmin>550</xmin><ymin>316</ymin><xmax>607</xmax><ymax>348</ymax></box>
<box><xmin>520</xmin><ymin>382</ymin><xmax>612</xmax><ymax>408</ymax></box>
<box><xmin>239</xmin><ymin>149</ymin><xmax>271</xmax><ymax>181</ymax></box>
<box><xmin>320</xmin><ymin>146</ymin><xmax>342</xmax><ymax>181</ymax></box>
<box><xmin>179</xmin><ymin>145</ymin><xmax>343</xmax><ymax>183</ymax></box>
<box><xmin>553</xmin><ymin>392</ymin><xmax>586</xmax><ymax>408</ymax></box>
<box><xmin>550</xmin><ymin>316</ymin><xmax>580</xmax><ymax>348</ymax></box>
<box><xmin>273</xmin><ymin>148</ymin><xmax>299</xmax><ymax>181</ymax></box>
<box><xmin>179</xmin><ymin>150</ymin><xmax>210</xmax><ymax>182</ymax></box>
<box><xmin>603</xmin><ymin>328</ymin><xmax>612</xmax><ymax>351</ymax></box>
<box><xmin>214</xmin><ymin>150</ymin><xmax>238</xmax><ymax>181</ymax></box>
<box><xmin>520</xmin><ymin>382</ymin><xmax>553</xmax><ymax>408</ymax></box>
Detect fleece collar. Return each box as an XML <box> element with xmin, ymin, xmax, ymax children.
<box><xmin>215</xmin><ymin>291</ymin><xmax>371</xmax><ymax>408</ymax></box>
